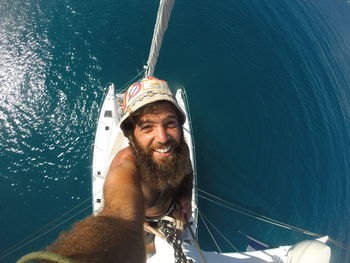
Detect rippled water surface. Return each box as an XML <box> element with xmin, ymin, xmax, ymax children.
<box><xmin>1</xmin><ymin>0</ymin><xmax>350</xmax><ymax>262</ymax></box>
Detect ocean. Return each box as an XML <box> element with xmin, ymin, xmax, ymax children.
<box><xmin>1</xmin><ymin>0</ymin><xmax>350</xmax><ymax>262</ymax></box>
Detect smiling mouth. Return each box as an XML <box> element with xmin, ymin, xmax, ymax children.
<box><xmin>155</xmin><ymin>145</ymin><xmax>172</xmax><ymax>154</ymax></box>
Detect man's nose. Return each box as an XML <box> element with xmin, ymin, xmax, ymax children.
<box><xmin>156</xmin><ymin>126</ymin><xmax>169</xmax><ymax>143</ymax></box>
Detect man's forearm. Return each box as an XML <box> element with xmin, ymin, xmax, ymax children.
<box><xmin>45</xmin><ymin>215</ymin><xmax>145</xmax><ymax>263</ymax></box>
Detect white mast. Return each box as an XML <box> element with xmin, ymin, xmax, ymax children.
<box><xmin>144</xmin><ymin>0</ymin><xmax>175</xmax><ymax>77</ymax></box>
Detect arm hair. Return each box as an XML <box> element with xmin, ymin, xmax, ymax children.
<box><xmin>41</xmin><ymin>215</ymin><xmax>145</xmax><ymax>263</ymax></box>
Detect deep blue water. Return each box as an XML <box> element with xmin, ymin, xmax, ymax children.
<box><xmin>1</xmin><ymin>0</ymin><xmax>350</xmax><ymax>262</ymax></box>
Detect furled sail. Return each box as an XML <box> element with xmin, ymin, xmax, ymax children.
<box><xmin>145</xmin><ymin>0</ymin><xmax>175</xmax><ymax>77</ymax></box>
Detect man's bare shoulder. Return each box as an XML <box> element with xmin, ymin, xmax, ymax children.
<box><xmin>102</xmin><ymin>146</ymin><xmax>142</xmax><ymax>218</ymax></box>
<box><xmin>110</xmin><ymin>146</ymin><xmax>136</xmax><ymax>170</ymax></box>
<box><xmin>104</xmin><ymin>146</ymin><xmax>139</xmax><ymax>189</ymax></box>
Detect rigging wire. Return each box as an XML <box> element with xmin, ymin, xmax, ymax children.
<box><xmin>1</xmin><ymin>185</ymin><xmax>106</xmax><ymax>260</ymax></box>
<box><xmin>198</xmin><ymin>194</ymin><xmax>296</xmax><ymax>231</ymax></box>
<box><xmin>199</xmin><ymin>212</ymin><xmax>239</xmax><ymax>253</ymax></box>
<box><xmin>0</xmin><ymin>201</ymin><xmax>92</xmax><ymax>260</ymax></box>
<box><xmin>184</xmin><ymin>217</ymin><xmax>208</xmax><ymax>263</ymax></box>
<box><xmin>117</xmin><ymin>68</ymin><xmax>146</xmax><ymax>92</ymax></box>
<box><xmin>198</xmin><ymin>210</ymin><xmax>222</xmax><ymax>253</ymax></box>
<box><xmin>197</xmin><ymin>187</ymin><xmax>349</xmax><ymax>250</ymax></box>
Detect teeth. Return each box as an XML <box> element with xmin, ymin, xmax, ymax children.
<box><xmin>156</xmin><ymin>146</ymin><xmax>171</xmax><ymax>153</ymax></box>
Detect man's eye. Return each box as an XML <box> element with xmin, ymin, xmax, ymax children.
<box><xmin>141</xmin><ymin>125</ymin><xmax>152</xmax><ymax>131</ymax></box>
<box><xmin>167</xmin><ymin>121</ymin><xmax>178</xmax><ymax>128</ymax></box>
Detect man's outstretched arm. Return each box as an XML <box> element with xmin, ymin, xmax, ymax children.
<box><xmin>41</xmin><ymin>148</ymin><xmax>145</xmax><ymax>263</ymax></box>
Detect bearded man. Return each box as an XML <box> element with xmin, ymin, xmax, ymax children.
<box><xmin>35</xmin><ymin>77</ymin><xmax>192</xmax><ymax>262</ymax></box>
<box><xmin>103</xmin><ymin>76</ymin><xmax>193</xmax><ymax>255</ymax></box>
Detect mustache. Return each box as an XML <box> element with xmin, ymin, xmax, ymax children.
<box><xmin>148</xmin><ymin>139</ymin><xmax>177</xmax><ymax>152</ymax></box>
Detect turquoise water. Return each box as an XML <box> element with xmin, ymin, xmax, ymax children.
<box><xmin>1</xmin><ymin>0</ymin><xmax>350</xmax><ymax>262</ymax></box>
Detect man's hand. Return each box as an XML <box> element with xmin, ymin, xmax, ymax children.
<box><xmin>173</xmin><ymin>198</ymin><xmax>192</xmax><ymax>223</ymax></box>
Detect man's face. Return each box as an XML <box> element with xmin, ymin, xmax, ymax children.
<box><xmin>130</xmin><ymin>102</ymin><xmax>187</xmax><ymax>190</ymax></box>
<box><xmin>133</xmin><ymin>103</ymin><xmax>182</xmax><ymax>166</ymax></box>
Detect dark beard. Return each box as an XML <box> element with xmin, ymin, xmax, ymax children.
<box><xmin>130</xmin><ymin>136</ymin><xmax>189</xmax><ymax>191</ymax></box>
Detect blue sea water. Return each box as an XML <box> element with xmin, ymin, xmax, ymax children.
<box><xmin>1</xmin><ymin>0</ymin><xmax>350</xmax><ymax>262</ymax></box>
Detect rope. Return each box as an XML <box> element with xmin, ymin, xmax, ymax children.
<box><xmin>16</xmin><ymin>251</ymin><xmax>76</xmax><ymax>263</ymax></box>
<box><xmin>184</xmin><ymin>217</ymin><xmax>208</xmax><ymax>263</ymax></box>
<box><xmin>159</xmin><ymin>220</ymin><xmax>193</xmax><ymax>263</ymax></box>
<box><xmin>144</xmin><ymin>223</ymin><xmax>166</xmax><ymax>240</ymax></box>
<box><xmin>145</xmin><ymin>0</ymin><xmax>175</xmax><ymax>77</ymax></box>
<box><xmin>197</xmin><ymin>187</ymin><xmax>350</xmax><ymax>250</ymax></box>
